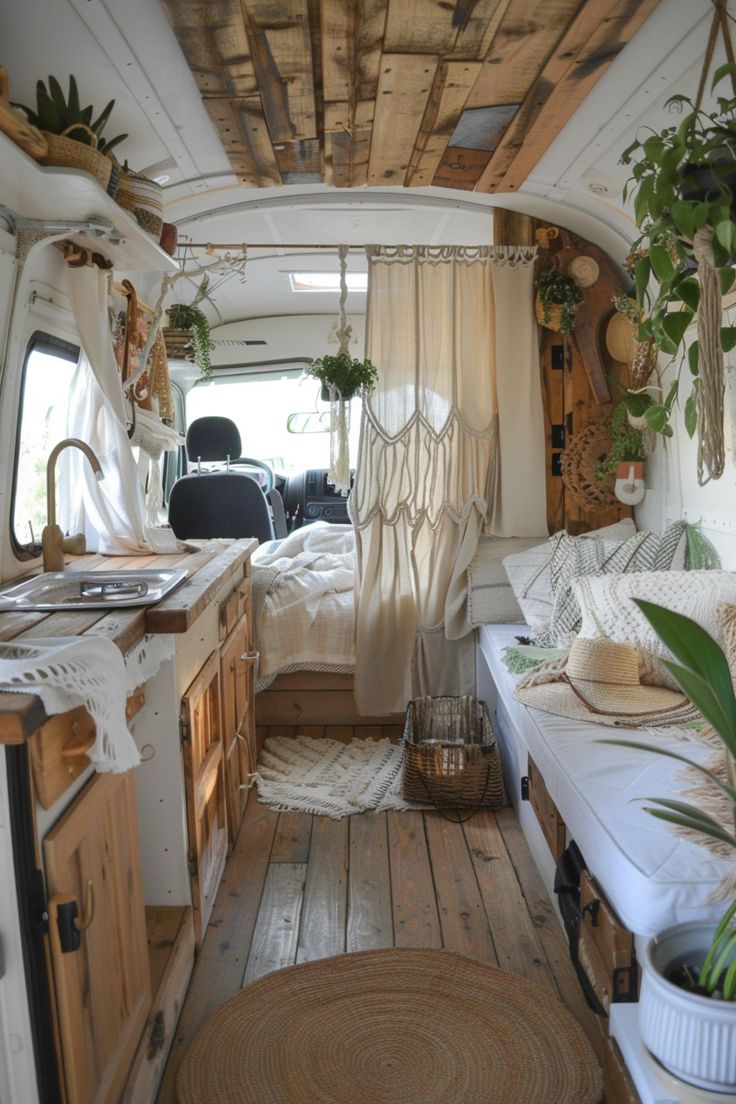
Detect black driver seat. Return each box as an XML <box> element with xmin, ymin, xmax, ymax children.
<box><xmin>168</xmin><ymin>416</ymin><xmax>276</xmax><ymax>543</ymax></box>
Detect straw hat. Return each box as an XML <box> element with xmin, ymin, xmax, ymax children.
<box><xmin>515</xmin><ymin>636</ymin><xmax>698</xmax><ymax>727</ymax></box>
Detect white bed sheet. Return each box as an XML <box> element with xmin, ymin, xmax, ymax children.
<box><xmin>478</xmin><ymin>623</ymin><xmax>736</xmax><ymax>938</ymax></box>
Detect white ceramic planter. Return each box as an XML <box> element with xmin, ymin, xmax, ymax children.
<box><xmin>639</xmin><ymin>921</ymin><xmax>736</xmax><ymax>1093</ymax></box>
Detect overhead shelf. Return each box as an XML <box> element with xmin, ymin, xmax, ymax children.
<box><xmin>0</xmin><ymin>131</ymin><xmax>178</xmax><ymax>273</ymax></box>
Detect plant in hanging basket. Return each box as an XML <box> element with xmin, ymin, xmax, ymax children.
<box><xmin>14</xmin><ymin>75</ymin><xmax>127</xmax><ymax>193</ymax></box>
<box><xmin>619</xmin><ymin>63</ymin><xmax>736</xmax><ymax>442</ymax></box>
<box><xmin>165</xmin><ymin>277</ymin><xmax>215</xmax><ymax>377</ymax></box>
<box><xmin>535</xmin><ymin>270</ymin><xmax>584</xmax><ymax>336</ymax></box>
<box><xmin>603</xmin><ymin>602</ymin><xmax>736</xmax><ymax>1091</ymax></box>
<box><xmin>594</xmin><ymin>402</ymin><xmax>646</xmax><ymax>481</ymax></box>
<box><xmin>307</xmin><ymin>352</ymin><xmax>378</xmax><ymax>400</ymax></box>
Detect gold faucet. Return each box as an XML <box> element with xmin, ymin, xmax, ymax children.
<box><xmin>42</xmin><ymin>438</ymin><xmax>104</xmax><ymax>572</ymax></box>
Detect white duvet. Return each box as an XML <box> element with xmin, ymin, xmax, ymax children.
<box><xmin>252</xmin><ymin>523</ymin><xmax>356</xmax><ymax>690</ymax></box>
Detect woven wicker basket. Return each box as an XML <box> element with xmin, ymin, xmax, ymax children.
<box><xmin>535</xmin><ymin>292</ymin><xmax>563</xmax><ymax>332</ymax></box>
<box><xmin>162</xmin><ymin>327</ymin><xmax>195</xmax><ymax>361</ymax></box>
<box><xmin>402</xmin><ymin>696</ymin><xmax>505</xmax><ymax>810</ymax></box>
<box><xmin>41</xmin><ymin>126</ymin><xmax>112</xmax><ymax>192</ymax></box>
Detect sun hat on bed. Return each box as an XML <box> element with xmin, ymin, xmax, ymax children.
<box><xmin>514</xmin><ymin>636</ymin><xmax>700</xmax><ymax>728</ymax></box>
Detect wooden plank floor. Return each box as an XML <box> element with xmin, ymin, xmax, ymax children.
<box><xmin>157</xmin><ymin>727</ymin><xmax>609</xmax><ymax>1104</ymax></box>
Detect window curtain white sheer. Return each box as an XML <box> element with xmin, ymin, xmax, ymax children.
<box><xmin>58</xmin><ymin>266</ymin><xmax>148</xmax><ymax>553</ymax></box>
<box><xmin>350</xmin><ymin>245</ymin><xmax>546</xmax><ymax>715</ymax></box>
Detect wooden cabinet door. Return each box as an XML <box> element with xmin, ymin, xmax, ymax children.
<box><xmin>181</xmin><ymin>650</ymin><xmax>228</xmax><ymax>945</ymax></box>
<box><xmin>44</xmin><ymin>771</ymin><xmax>151</xmax><ymax>1104</ymax></box>
<box><xmin>221</xmin><ymin>613</ymin><xmax>250</xmax><ymax>839</ymax></box>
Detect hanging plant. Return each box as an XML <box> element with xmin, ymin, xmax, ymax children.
<box><xmin>306</xmin><ymin>353</ymin><xmax>378</xmax><ymax>400</ymax></box>
<box><xmin>535</xmin><ymin>270</ymin><xmax>584</xmax><ymax>336</ymax></box>
<box><xmin>594</xmin><ymin>402</ymin><xmax>647</xmax><ymax>480</ymax></box>
<box><xmin>165</xmin><ymin>277</ymin><xmax>215</xmax><ymax>377</ymax></box>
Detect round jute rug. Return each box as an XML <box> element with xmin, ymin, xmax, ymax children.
<box><xmin>176</xmin><ymin>947</ymin><xmax>602</xmax><ymax>1104</ymax></box>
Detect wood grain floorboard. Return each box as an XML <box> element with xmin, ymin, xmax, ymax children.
<box><xmin>243</xmin><ymin>862</ymin><xmax>307</xmax><ymax>983</ymax></box>
<box><xmin>347</xmin><ymin>812</ymin><xmax>394</xmax><ymax>952</ymax></box>
<box><xmin>387</xmin><ymin>810</ymin><xmax>442</xmax><ymax>948</ymax></box>
<box><xmin>296</xmin><ymin>814</ymin><xmax>348</xmax><ymax>963</ymax></box>
<box><xmin>271</xmin><ymin>811</ymin><xmax>313</xmax><ymax>862</ymax></box>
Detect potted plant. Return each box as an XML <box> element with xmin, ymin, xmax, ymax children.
<box><xmin>535</xmin><ymin>270</ymin><xmax>584</xmax><ymax>337</ymax></box>
<box><xmin>594</xmin><ymin>402</ymin><xmax>646</xmax><ymax>482</ymax></box>
<box><xmin>164</xmin><ymin>277</ymin><xmax>215</xmax><ymax>377</ymax></box>
<box><xmin>605</xmin><ymin>600</ymin><xmax>736</xmax><ymax>1092</ymax></box>
<box><xmin>15</xmin><ymin>75</ymin><xmax>127</xmax><ymax>195</ymax></box>
<box><xmin>620</xmin><ymin>64</ymin><xmax>736</xmax><ymax>443</ymax></box>
<box><xmin>306</xmin><ymin>352</ymin><xmax>378</xmax><ymax>402</ymax></box>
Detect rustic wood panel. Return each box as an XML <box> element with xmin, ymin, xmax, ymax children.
<box><xmin>347</xmin><ymin>812</ymin><xmax>394</xmax><ymax>951</ymax></box>
<box><xmin>367</xmin><ymin>53</ymin><xmax>438</xmax><ymax>186</ymax></box>
<box><xmin>271</xmin><ymin>811</ymin><xmax>314</xmax><ymax>862</ymax></box>
<box><xmin>383</xmin><ymin>0</ymin><xmax>509</xmax><ymax>58</ymax></box>
<box><xmin>243</xmin><ymin>862</ymin><xmax>307</xmax><ymax>982</ymax></box>
<box><xmin>424</xmin><ymin>811</ymin><xmax>498</xmax><ymax>962</ymax></box>
<box><xmin>579</xmin><ymin>870</ymin><xmax>637</xmax><ymax>1011</ymax></box>
<box><xmin>387</xmin><ymin>811</ymin><xmax>442</xmax><ymax>948</ymax></box>
<box><xmin>527</xmin><ymin>755</ymin><xmax>567</xmax><ymax>861</ymax></box>
<box><xmin>161</xmin><ymin>0</ymin><xmax>281</xmax><ymax>185</ymax></box>
<box><xmin>476</xmin><ymin>0</ymin><xmax>662</xmax><ymax>194</ymax></box>
<box><xmin>243</xmin><ymin>0</ymin><xmax>317</xmax><ymax>143</ymax></box>
<box><xmin>406</xmin><ymin>60</ymin><xmax>482</xmax><ymax>187</ymax></box>
<box><xmin>296</xmin><ymin>815</ymin><xmax>348</xmax><ymax>962</ymax></box>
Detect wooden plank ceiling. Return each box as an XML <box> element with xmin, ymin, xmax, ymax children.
<box><xmin>162</xmin><ymin>0</ymin><xmax>663</xmax><ymax>192</ymax></box>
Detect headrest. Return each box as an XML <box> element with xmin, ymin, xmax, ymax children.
<box><xmin>186</xmin><ymin>416</ymin><xmax>242</xmax><ymax>462</ymax></box>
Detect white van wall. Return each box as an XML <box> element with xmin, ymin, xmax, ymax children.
<box><xmin>210</xmin><ymin>313</ymin><xmax>367</xmax><ymax>372</ymax></box>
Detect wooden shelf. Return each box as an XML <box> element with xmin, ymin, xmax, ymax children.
<box><xmin>0</xmin><ymin>131</ymin><xmax>177</xmax><ymax>273</ymax></box>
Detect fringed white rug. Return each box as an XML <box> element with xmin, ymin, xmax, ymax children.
<box><xmin>253</xmin><ymin>735</ymin><xmax>427</xmax><ymax>819</ymax></box>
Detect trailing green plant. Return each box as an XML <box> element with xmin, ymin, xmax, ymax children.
<box><xmin>620</xmin><ymin>63</ymin><xmax>736</xmax><ymax>439</ymax></box>
<box><xmin>594</xmin><ymin>401</ymin><xmax>647</xmax><ymax>479</ymax></box>
<box><xmin>604</xmin><ymin>600</ymin><xmax>736</xmax><ymax>999</ymax></box>
<box><xmin>306</xmin><ymin>352</ymin><xmax>378</xmax><ymax>398</ymax></box>
<box><xmin>14</xmin><ymin>75</ymin><xmax>127</xmax><ymax>155</ymax></box>
<box><xmin>536</xmin><ymin>269</ymin><xmax>584</xmax><ymax>337</ymax></box>
<box><xmin>167</xmin><ymin>277</ymin><xmax>215</xmax><ymax>378</ymax></box>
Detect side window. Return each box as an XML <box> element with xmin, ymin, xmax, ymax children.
<box><xmin>12</xmin><ymin>333</ymin><xmax>79</xmax><ymax>555</ymax></box>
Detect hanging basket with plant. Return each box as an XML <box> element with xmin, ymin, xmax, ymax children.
<box><xmin>306</xmin><ymin>352</ymin><xmax>378</xmax><ymax>402</ymax></box>
<box><xmin>164</xmin><ymin>277</ymin><xmax>215</xmax><ymax>377</ymax></box>
<box><xmin>535</xmin><ymin>270</ymin><xmax>584</xmax><ymax>336</ymax></box>
<box><xmin>594</xmin><ymin>401</ymin><xmax>647</xmax><ymax>482</ymax></box>
<box><xmin>15</xmin><ymin>75</ymin><xmax>127</xmax><ymax>195</ymax></box>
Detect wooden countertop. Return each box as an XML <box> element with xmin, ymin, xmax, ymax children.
<box><xmin>0</xmin><ymin>538</ymin><xmax>257</xmax><ymax>744</ymax></box>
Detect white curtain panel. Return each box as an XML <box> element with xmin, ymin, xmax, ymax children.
<box><xmin>58</xmin><ymin>267</ymin><xmax>147</xmax><ymax>553</ymax></box>
<box><xmin>350</xmin><ymin>245</ymin><xmax>545</xmax><ymax>715</ymax></box>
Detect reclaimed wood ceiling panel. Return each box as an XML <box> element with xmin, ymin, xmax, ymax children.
<box><xmin>162</xmin><ymin>0</ymin><xmax>663</xmax><ymax>192</ymax></box>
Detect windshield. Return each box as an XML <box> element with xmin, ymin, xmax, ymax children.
<box><xmin>186</xmin><ymin>369</ymin><xmax>363</xmax><ymax>477</ymax></box>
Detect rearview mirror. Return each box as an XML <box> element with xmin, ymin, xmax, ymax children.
<box><xmin>286</xmin><ymin>411</ymin><xmax>331</xmax><ymax>434</ymax></box>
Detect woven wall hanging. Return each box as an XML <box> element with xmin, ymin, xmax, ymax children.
<box><xmin>560</xmin><ymin>417</ymin><xmax>618</xmax><ymax>512</ymax></box>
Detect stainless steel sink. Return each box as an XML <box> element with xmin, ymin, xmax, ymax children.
<box><xmin>0</xmin><ymin>568</ymin><xmax>188</xmax><ymax>611</ymax></box>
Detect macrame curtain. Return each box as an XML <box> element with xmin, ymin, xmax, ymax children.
<box><xmin>350</xmin><ymin>245</ymin><xmax>545</xmax><ymax>715</ymax></box>
<box><xmin>58</xmin><ymin>266</ymin><xmax>148</xmax><ymax>553</ymax></box>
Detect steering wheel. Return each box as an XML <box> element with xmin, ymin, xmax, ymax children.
<box><xmin>228</xmin><ymin>457</ymin><xmax>275</xmax><ymax>495</ymax></box>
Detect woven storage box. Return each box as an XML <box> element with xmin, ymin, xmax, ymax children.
<box><xmin>402</xmin><ymin>695</ymin><xmax>505</xmax><ymax>809</ymax></box>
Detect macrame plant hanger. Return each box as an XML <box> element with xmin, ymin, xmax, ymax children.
<box><xmin>327</xmin><ymin>243</ymin><xmax>353</xmax><ymax>494</ymax></box>
<box><xmin>692</xmin><ymin>0</ymin><xmax>736</xmax><ymax>485</ymax></box>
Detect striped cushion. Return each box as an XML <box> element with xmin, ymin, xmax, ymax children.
<box><xmin>539</xmin><ymin>521</ymin><xmax>688</xmax><ymax>647</ymax></box>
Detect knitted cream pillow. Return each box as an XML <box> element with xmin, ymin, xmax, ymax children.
<box><xmin>574</xmin><ymin>571</ymin><xmax>736</xmax><ymax>688</ymax></box>
<box><xmin>502</xmin><ymin>518</ymin><xmax>636</xmax><ymax>633</ymax></box>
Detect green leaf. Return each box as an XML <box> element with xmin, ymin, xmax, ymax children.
<box><xmin>624</xmin><ymin>391</ymin><xmax>654</xmax><ymax>417</ymax></box>
<box><xmin>601</xmin><ymin>738</ymin><xmax>736</xmax><ymax>811</ymax></box>
<box><xmin>723</xmin><ymin>267</ymin><xmax>736</xmax><ymax>296</ymax></box>
<box><xmin>644</xmin><ymin>403</ymin><xmax>669</xmax><ymax>431</ymax></box>
<box><xmin>664</xmin><ymin>378</ymin><xmax>679</xmax><ymax>411</ymax></box>
<box><xmin>634</xmin><ymin>178</ymin><xmax>655</xmax><ymax>226</ymax></box>
<box><xmin>635</xmin><ymin>257</ymin><xmax>651</xmax><ymax>304</ymax></box>
<box><xmin>661</xmin><ymin>310</ymin><xmax>693</xmax><ymax>348</ymax></box>
<box><xmin>688</xmin><ymin>340</ymin><xmax>699</xmax><ymax>376</ymax></box>
<box><xmin>722</xmin><ymin>327</ymin><xmax>736</xmax><ymax>353</ymax></box>
<box><xmin>646</xmin><ymin>807</ymin><xmax>736</xmax><ymax>850</ymax></box>
<box><xmin>670</xmin><ymin>201</ymin><xmax>698</xmax><ymax>241</ymax></box>
<box><xmin>712</xmin><ymin>62</ymin><xmax>736</xmax><ymax>91</ymax></box>
<box><xmin>91</xmin><ymin>98</ymin><xmax>115</xmax><ymax>137</ymax></box>
<box><xmin>36</xmin><ymin>81</ymin><xmax>60</xmax><ymax>133</ymax></box>
<box><xmin>675</xmin><ymin>276</ymin><xmax>700</xmax><ymax>311</ymax></box>
<box><xmin>47</xmin><ymin>75</ymin><xmax>67</xmax><ymax>118</ymax></box>
<box><xmin>67</xmin><ymin>75</ymin><xmax>80</xmax><ymax>122</ymax></box>
<box><xmin>649</xmin><ymin>242</ymin><xmax>675</xmax><ymax>282</ymax></box>
<box><xmin>716</xmin><ymin>217</ymin><xmax>736</xmax><ymax>255</ymax></box>
<box><xmin>684</xmin><ymin>391</ymin><xmax>698</xmax><ymax>437</ymax></box>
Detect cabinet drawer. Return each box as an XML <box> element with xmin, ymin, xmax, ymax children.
<box><xmin>218</xmin><ymin>581</ymin><xmax>251</xmax><ymax>642</ymax></box>
<box><xmin>579</xmin><ymin>870</ymin><xmax>637</xmax><ymax>1012</ymax></box>
<box><xmin>527</xmin><ymin>756</ymin><xmax>566</xmax><ymax>860</ymax></box>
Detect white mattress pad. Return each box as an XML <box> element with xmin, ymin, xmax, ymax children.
<box><xmin>478</xmin><ymin>623</ymin><xmax>736</xmax><ymax>938</ymax></box>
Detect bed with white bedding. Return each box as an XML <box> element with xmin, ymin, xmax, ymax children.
<box><xmin>477</xmin><ymin>621</ymin><xmax>734</xmax><ymax>939</ymax></box>
<box><xmin>252</xmin><ymin>523</ymin><xmax>356</xmax><ymax>691</ymax></box>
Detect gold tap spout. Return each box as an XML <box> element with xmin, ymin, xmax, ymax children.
<box><xmin>42</xmin><ymin>438</ymin><xmax>104</xmax><ymax>572</ymax></box>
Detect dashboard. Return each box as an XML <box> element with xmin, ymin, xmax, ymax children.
<box><xmin>282</xmin><ymin>468</ymin><xmax>354</xmax><ymax>526</ymax></box>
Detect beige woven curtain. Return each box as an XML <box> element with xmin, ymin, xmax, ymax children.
<box><xmin>350</xmin><ymin>245</ymin><xmax>545</xmax><ymax>715</ymax></box>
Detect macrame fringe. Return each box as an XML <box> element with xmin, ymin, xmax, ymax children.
<box><xmin>327</xmin><ymin>242</ymin><xmax>353</xmax><ymax>495</ymax></box>
<box><xmin>365</xmin><ymin>244</ymin><xmax>538</xmax><ymax>267</ymax></box>
<box><xmin>673</xmin><ymin>745</ymin><xmax>736</xmax><ymax>902</ymax></box>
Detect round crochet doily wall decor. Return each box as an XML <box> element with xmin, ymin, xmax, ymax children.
<box><xmin>560</xmin><ymin>417</ymin><xmax>618</xmax><ymax>512</ymax></box>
